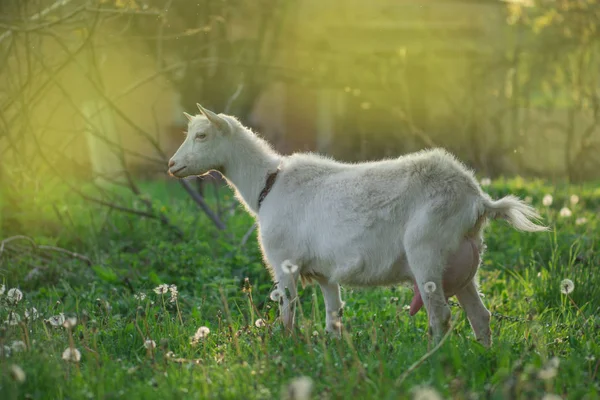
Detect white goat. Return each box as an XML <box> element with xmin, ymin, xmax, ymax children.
<box><xmin>168</xmin><ymin>104</ymin><xmax>548</xmax><ymax>347</ymax></box>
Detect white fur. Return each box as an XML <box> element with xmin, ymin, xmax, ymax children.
<box><xmin>169</xmin><ymin>105</ymin><xmax>548</xmax><ymax>346</ymax></box>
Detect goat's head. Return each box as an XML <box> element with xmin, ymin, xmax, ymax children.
<box><xmin>168</xmin><ymin>104</ymin><xmax>230</xmax><ymax>178</ymax></box>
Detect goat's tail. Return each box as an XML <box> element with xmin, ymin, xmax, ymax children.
<box><xmin>483</xmin><ymin>195</ymin><xmax>549</xmax><ymax>232</ymax></box>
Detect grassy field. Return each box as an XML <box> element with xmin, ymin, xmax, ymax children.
<box><xmin>1</xmin><ymin>178</ymin><xmax>599</xmax><ymax>399</ymax></box>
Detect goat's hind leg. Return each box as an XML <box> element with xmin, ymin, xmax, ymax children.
<box><xmin>456</xmin><ymin>279</ymin><xmax>491</xmax><ymax>347</ymax></box>
<box><xmin>405</xmin><ymin>244</ymin><xmax>452</xmax><ymax>341</ymax></box>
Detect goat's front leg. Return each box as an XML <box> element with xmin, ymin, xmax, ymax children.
<box><xmin>276</xmin><ymin>270</ymin><xmax>299</xmax><ymax>334</ymax></box>
<box><xmin>315</xmin><ymin>276</ymin><xmax>343</xmax><ymax>337</ymax></box>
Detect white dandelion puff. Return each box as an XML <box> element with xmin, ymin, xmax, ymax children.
<box><xmin>575</xmin><ymin>217</ymin><xmax>587</xmax><ymax>226</ymax></box>
<box><xmin>270</xmin><ymin>289</ymin><xmax>284</xmax><ymax>302</ymax></box>
<box><xmin>169</xmin><ymin>285</ymin><xmax>178</xmax><ymax>303</ymax></box>
<box><xmin>560</xmin><ymin>279</ymin><xmax>574</xmax><ymax>295</ymax></box>
<box><xmin>5</xmin><ymin>312</ymin><xmax>21</xmax><ymax>326</ymax></box>
<box><xmin>559</xmin><ymin>207</ymin><xmax>572</xmax><ymax>218</ymax></box>
<box><xmin>480</xmin><ymin>177</ymin><xmax>491</xmax><ymax>187</ymax></box>
<box><xmin>570</xmin><ymin>194</ymin><xmax>579</xmax><ymax>205</ymax></box>
<box><xmin>153</xmin><ymin>284</ymin><xmax>169</xmax><ymax>295</ymax></box>
<box><xmin>9</xmin><ymin>364</ymin><xmax>26</xmax><ymax>383</ymax></box>
<box><xmin>542</xmin><ymin>194</ymin><xmax>553</xmax><ymax>207</ymax></box>
<box><xmin>190</xmin><ymin>326</ymin><xmax>210</xmax><ymax>345</ymax></box>
<box><xmin>254</xmin><ymin>318</ymin><xmax>266</xmax><ymax>328</ymax></box>
<box><xmin>134</xmin><ymin>292</ymin><xmax>147</xmax><ymax>301</ymax></box>
<box><xmin>144</xmin><ymin>339</ymin><xmax>156</xmax><ymax>349</ymax></box>
<box><xmin>24</xmin><ymin>308</ymin><xmax>40</xmax><ymax>321</ymax></box>
<box><xmin>7</xmin><ymin>288</ymin><xmax>23</xmax><ymax>304</ymax></box>
<box><xmin>424</xmin><ymin>282</ymin><xmax>437</xmax><ymax>294</ymax></box>
<box><xmin>284</xmin><ymin>376</ymin><xmax>313</xmax><ymax>400</ymax></box>
<box><xmin>62</xmin><ymin>347</ymin><xmax>81</xmax><ymax>363</ymax></box>
<box><xmin>46</xmin><ymin>313</ymin><xmax>65</xmax><ymax>327</ymax></box>
<box><xmin>10</xmin><ymin>341</ymin><xmax>26</xmax><ymax>352</ymax></box>
<box><xmin>63</xmin><ymin>317</ymin><xmax>77</xmax><ymax>329</ymax></box>
<box><xmin>281</xmin><ymin>260</ymin><xmax>299</xmax><ymax>275</ymax></box>
<box><xmin>412</xmin><ymin>385</ymin><xmax>443</xmax><ymax>400</ymax></box>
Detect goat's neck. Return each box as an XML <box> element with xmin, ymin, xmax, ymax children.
<box><xmin>222</xmin><ymin>131</ymin><xmax>281</xmax><ymax>214</ymax></box>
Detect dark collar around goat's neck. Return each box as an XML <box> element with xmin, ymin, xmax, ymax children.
<box><xmin>257</xmin><ymin>167</ymin><xmax>280</xmax><ymax>211</ymax></box>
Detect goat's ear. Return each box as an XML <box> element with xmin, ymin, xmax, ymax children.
<box><xmin>196</xmin><ymin>103</ymin><xmax>226</xmax><ymax>131</ymax></box>
<box><xmin>183</xmin><ymin>112</ymin><xmax>194</xmax><ymax>122</ymax></box>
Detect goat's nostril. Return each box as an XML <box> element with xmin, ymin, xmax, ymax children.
<box><xmin>168</xmin><ymin>159</ymin><xmax>175</xmax><ymax>168</ymax></box>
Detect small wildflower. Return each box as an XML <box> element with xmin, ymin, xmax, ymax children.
<box><xmin>10</xmin><ymin>341</ymin><xmax>26</xmax><ymax>352</ymax></box>
<box><xmin>0</xmin><ymin>284</ymin><xmax>5</xmax><ymax>296</ymax></box>
<box><xmin>9</xmin><ymin>364</ymin><xmax>26</xmax><ymax>383</ymax></box>
<box><xmin>169</xmin><ymin>285</ymin><xmax>178</xmax><ymax>303</ymax></box>
<box><xmin>312</xmin><ymin>330</ymin><xmax>319</xmax><ymax>337</ymax></box>
<box><xmin>190</xmin><ymin>326</ymin><xmax>210</xmax><ymax>345</ymax></box>
<box><xmin>283</xmin><ymin>376</ymin><xmax>313</xmax><ymax>400</ymax></box>
<box><xmin>281</xmin><ymin>260</ymin><xmax>299</xmax><ymax>275</ymax></box>
<box><xmin>254</xmin><ymin>318</ymin><xmax>266</xmax><ymax>328</ymax></box>
<box><xmin>412</xmin><ymin>385</ymin><xmax>443</xmax><ymax>400</ymax></box>
<box><xmin>63</xmin><ymin>317</ymin><xmax>77</xmax><ymax>329</ymax></box>
<box><xmin>270</xmin><ymin>289</ymin><xmax>284</xmax><ymax>302</ymax></box>
<box><xmin>5</xmin><ymin>312</ymin><xmax>21</xmax><ymax>326</ymax></box>
<box><xmin>402</xmin><ymin>304</ymin><xmax>410</xmax><ymax>311</ymax></box>
<box><xmin>153</xmin><ymin>284</ymin><xmax>169</xmax><ymax>295</ymax></box>
<box><xmin>46</xmin><ymin>313</ymin><xmax>65</xmax><ymax>327</ymax></box>
<box><xmin>559</xmin><ymin>207</ymin><xmax>572</xmax><ymax>218</ymax></box>
<box><xmin>390</xmin><ymin>296</ymin><xmax>399</xmax><ymax>303</ymax></box>
<box><xmin>424</xmin><ymin>282</ymin><xmax>437</xmax><ymax>294</ymax></box>
<box><xmin>24</xmin><ymin>308</ymin><xmax>40</xmax><ymax>321</ymax></box>
<box><xmin>570</xmin><ymin>194</ymin><xmax>579</xmax><ymax>205</ymax></box>
<box><xmin>134</xmin><ymin>292</ymin><xmax>147</xmax><ymax>301</ymax></box>
<box><xmin>575</xmin><ymin>217</ymin><xmax>587</xmax><ymax>226</ymax></box>
<box><xmin>480</xmin><ymin>177</ymin><xmax>491</xmax><ymax>187</ymax></box>
<box><xmin>62</xmin><ymin>347</ymin><xmax>82</xmax><ymax>362</ymax></box>
<box><xmin>560</xmin><ymin>279</ymin><xmax>574</xmax><ymax>295</ymax></box>
<box><xmin>542</xmin><ymin>194</ymin><xmax>553</xmax><ymax>207</ymax></box>
<box><xmin>7</xmin><ymin>288</ymin><xmax>23</xmax><ymax>304</ymax></box>
<box><xmin>144</xmin><ymin>339</ymin><xmax>156</xmax><ymax>349</ymax></box>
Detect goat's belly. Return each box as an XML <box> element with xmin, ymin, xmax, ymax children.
<box><xmin>334</xmin><ymin>251</ymin><xmax>413</xmax><ymax>287</ymax></box>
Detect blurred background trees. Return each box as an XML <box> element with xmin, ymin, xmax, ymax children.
<box><xmin>1</xmin><ymin>0</ymin><xmax>600</xmax><ymax>237</ymax></box>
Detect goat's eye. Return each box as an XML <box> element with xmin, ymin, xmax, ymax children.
<box><xmin>196</xmin><ymin>133</ymin><xmax>207</xmax><ymax>141</ymax></box>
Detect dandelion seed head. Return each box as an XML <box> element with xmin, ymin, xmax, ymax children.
<box><xmin>480</xmin><ymin>177</ymin><xmax>491</xmax><ymax>187</ymax></box>
<box><xmin>560</xmin><ymin>279</ymin><xmax>574</xmax><ymax>295</ymax></box>
<box><xmin>153</xmin><ymin>284</ymin><xmax>169</xmax><ymax>295</ymax></box>
<box><xmin>24</xmin><ymin>308</ymin><xmax>40</xmax><ymax>321</ymax></box>
<box><xmin>284</xmin><ymin>376</ymin><xmax>313</xmax><ymax>400</ymax></box>
<box><xmin>134</xmin><ymin>292</ymin><xmax>147</xmax><ymax>301</ymax></box>
<box><xmin>559</xmin><ymin>207</ymin><xmax>572</xmax><ymax>218</ymax></box>
<box><xmin>5</xmin><ymin>312</ymin><xmax>21</xmax><ymax>326</ymax></box>
<box><xmin>570</xmin><ymin>194</ymin><xmax>579</xmax><ymax>205</ymax></box>
<box><xmin>46</xmin><ymin>313</ymin><xmax>65</xmax><ymax>327</ymax></box>
<box><xmin>281</xmin><ymin>260</ymin><xmax>299</xmax><ymax>275</ymax></box>
<box><xmin>62</xmin><ymin>347</ymin><xmax>81</xmax><ymax>363</ymax></box>
<box><xmin>575</xmin><ymin>217</ymin><xmax>587</xmax><ymax>226</ymax></box>
<box><xmin>190</xmin><ymin>326</ymin><xmax>210</xmax><ymax>345</ymax></box>
<box><xmin>411</xmin><ymin>385</ymin><xmax>443</xmax><ymax>400</ymax></box>
<box><xmin>63</xmin><ymin>317</ymin><xmax>77</xmax><ymax>329</ymax></box>
<box><xmin>270</xmin><ymin>289</ymin><xmax>284</xmax><ymax>302</ymax></box>
<box><xmin>542</xmin><ymin>194</ymin><xmax>553</xmax><ymax>207</ymax></box>
<box><xmin>10</xmin><ymin>341</ymin><xmax>26</xmax><ymax>352</ymax></box>
<box><xmin>254</xmin><ymin>318</ymin><xmax>266</xmax><ymax>328</ymax></box>
<box><xmin>424</xmin><ymin>282</ymin><xmax>437</xmax><ymax>294</ymax></box>
<box><xmin>144</xmin><ymin>339</ymin><xmax>156</xmax><ymax>349</ymax></box>
<box><xmin>7</xmin><ymin>288</ymin><xmax>23</xmax><ymax>304</ymax></box>
<box><xmin>9</xmin><ymin>364</ymin><xmax>26</xmax><ymax>383</ymax></box>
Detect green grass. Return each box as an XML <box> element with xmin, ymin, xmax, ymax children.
<box><xmin>1</xmin><ymin>178</ymin><xmax>599</xmax><ymax>399</ymax></box>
